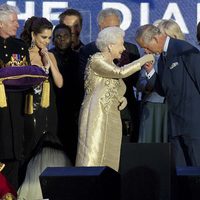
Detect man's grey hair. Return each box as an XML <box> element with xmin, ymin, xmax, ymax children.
<box><xmin>97</xmin><ymin>8</ymin><xmax>122</xmax><ymax>25</ymax></box>
<box><xmin>135</xmin><ymin>24</ymin><xmax>161</xmax><ymax>44</ymax></box>
<box><xmin>0</xmin><ymin>4</ymin><xmax>19</xmax><ymax>22</ymax></box>
<box><xmin>96</xmin><ymin>26</ymin><xmax>125</xmax><ymax>51</ymax></box>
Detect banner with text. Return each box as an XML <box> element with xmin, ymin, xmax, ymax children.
<box><xmin>1</xmin><ymin>0</ymin><xmax>200</xmax><ymax>48</ymax></box>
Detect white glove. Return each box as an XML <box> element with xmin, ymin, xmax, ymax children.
<box><xmin>118</xmin><ymin>97</ymin><xmax>127</xmax><ymax>111</ymax></box>
<box><xmin>143</xmin><ymin>54</ymin><xmax>155</xmax><ymax>64</ymax></box>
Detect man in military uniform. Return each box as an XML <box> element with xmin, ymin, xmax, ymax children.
<box><xmin>0</xmin><ymin>4</ymin><xmax>30</xmax><ymax>189</ymax></box>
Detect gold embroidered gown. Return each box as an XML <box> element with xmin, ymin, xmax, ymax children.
<box><xmin>76</xmin><ymin>52</ymin><xmax>152</xmax><ymax>171</ymax></box>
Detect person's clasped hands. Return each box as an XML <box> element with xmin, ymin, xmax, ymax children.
<box><xmin>40</xmin><ymin>48</ymin><xmax>50</xmax><ymax>73</ymax></box>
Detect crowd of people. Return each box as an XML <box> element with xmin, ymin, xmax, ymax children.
<box><xmin>0</xmin><ymin>2</ymin><xmax>200</xmax><ymax>200</ymax></box>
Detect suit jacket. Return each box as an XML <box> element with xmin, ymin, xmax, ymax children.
<box><xmin>79</xmin><ymin>41</ymin><xmax>141</xmax><ymax>140</ymax></box>
<box><xmin>148</xmin><ymin>38</ymin><xmax>200</xmax><ymax>137</ymax></box>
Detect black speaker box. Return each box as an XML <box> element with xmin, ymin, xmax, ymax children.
<box><xmin>176</xmin><ymin>167</ymin><xmax>200</xmax><ymax>200</ymax></box>
<box><xmin>119</xmin><ymin>143</ymin><xmax>176</xmax><ymax>200</ymax></box>
<box><xmin>39</xmin><ymin>166</ymin><xmax>120</xmax><ymax>200</ymax></box>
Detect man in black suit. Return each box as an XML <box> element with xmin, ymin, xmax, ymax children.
<box><xmin>79</xmin><ymin>8</ymin><xmax>141</xmax><ymax>142</ymax></box>
<box><xmin>50</xmin><ymin>24</ymin><xmax>82</xmax><ymax>165</ymax></box>
<box><xmin>135</xmin><ymin>24</ymin><xmax>200</xmax><ymax>166</ymax></box>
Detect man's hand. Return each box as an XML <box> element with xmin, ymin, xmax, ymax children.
<box><xmin>143</xmin><ymin>61</ymin><xmax>154</xmax><ymax>74</ymax></box>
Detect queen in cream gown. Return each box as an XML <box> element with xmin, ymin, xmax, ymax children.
<box><xmin>76</xmin><ymin>27</ymin><xmax>154</xmax><ymax>171</ymax></box>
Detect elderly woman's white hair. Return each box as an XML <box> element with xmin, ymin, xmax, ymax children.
<box><xmin>96</xmin><ymin>26</ymin><xmax>125</xmax><ymax>52</ymax></box>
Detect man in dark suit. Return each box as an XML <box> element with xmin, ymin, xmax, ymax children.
<box><xmin>79</xmin><ymin>8</ymin><xmax>141</xmax><ymax>142</ymax></box>
<box><xmin>50</xmin><ymin>24</ymin><xmax>81</xmax><ymax>165</ymax></box>
<box><xmin>135</xmin><ymin>24</ymin><xmax>200</xmax><ymax>167</ymax></box>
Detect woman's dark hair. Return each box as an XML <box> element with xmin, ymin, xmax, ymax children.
<box><xmin>20</xmin><ymin>16</ymin><xmax>53</xmax><ymax>47</ymax></box>
<box><xmin>52</xmin><ymin>23</ymin><xmax>71</xmax><ymax>42</ymax></box>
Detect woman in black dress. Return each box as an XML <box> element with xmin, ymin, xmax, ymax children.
<box><xmin>18</xmin><ymin>17</ymin><xmax>71</xmax><ymax>200</ymax></box>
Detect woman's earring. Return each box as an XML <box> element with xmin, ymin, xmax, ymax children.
<box><xmin>30</xmin><ymin>39</ymin><xmax>35</xmax><ymax>49</ymax></box>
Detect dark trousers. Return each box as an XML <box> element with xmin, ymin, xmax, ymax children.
<box><xmin>169</xmin><ymin>135</ymin><xmax>200</xmax><ymax>166</ymax></box>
